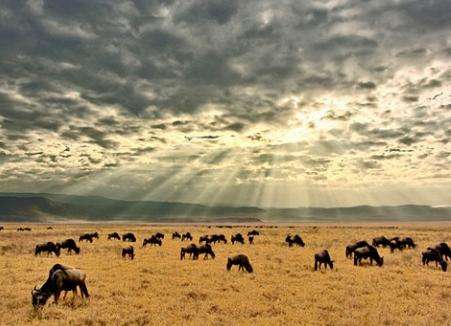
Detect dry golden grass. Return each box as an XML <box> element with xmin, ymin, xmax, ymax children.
<box><xmin>0</xmin><ymin>223</ymin><xmax>450</xmax><ymax>325</ymax></box>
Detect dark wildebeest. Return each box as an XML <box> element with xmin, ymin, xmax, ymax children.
<box><xmin>388</xmin><ymin>238</ymin><xmax>406</xmax><ymax>253</ymax></box>
<box><xmin>0</xmin><ymin>226</ymin><xmax>4</xmax><ymax>231</ymax></box>
<box><xmin>122</xmin><ymin>246</ymin><xmax>135</xmax><ymax>260</ymax></box>
<box><xmin>79</xmin><ymin>233</ymin><xmax>96</xmax><ymax>243</ymax></box>
<box><xmin>24</xmin><ymin>227</ymin><xmax>32</xmax><ymax>231</ymax></box>
<box><xmin>231</xmin><ymin>233</ymin><xmax>245</xmax><ymax>244</ymax></box>
<box><xmin>248</xmin><ymin>230</ymin><xmax>260</xmax><ymax>236</ymax></box>
<box><xmin>226</xmin><ymin>254</ymin><xmax>253</xmax><ymax>273</ymax></box>
<box><xmin>47</xmin><ymin>226</ymin><xmax>53</xmax><ymax>230</ymax></box>
<box><xmin>422</xmin><ymin>248</ymin><xmax>447</xmax><ymax>271</ymax></box>
<box><xmin>31</xmin><ymin>264</ymin><xmax>89</xmax><ymax>308</ymax></box>
<box><xmin>248</xmin><ymin>235</ymin><xmax>255</xmax><ymax>244</ymax></box>
<box><xmin>18</xmin><ymin>227</ymin><xmax>31</xmax><ymax>231</ymax></box>
<box><xmin>199</xmin><ymin>235</ymin><xmax>210</xmax><ymax>244</ymax></box>
<box><xmin>286</xmin><ymin>235</ymin><xmax>305</xmax><ymax>247</ymax></box>
<box><xmin>354</xmin><ymin>245</ymin><xmax>384</xmax><ymax>267</ymax></box>
<box><xmin>314</xmin><ymin>250</ymin><xmax>334</xmax><ymax>271</ymax></box>
<box><xmin>180</xmin><ymin>244</ymin><xmax>198</xmax><ymax>260</ymax></box>
<box><xmin>210</xmin><ymin>234</ymin><xmax>227</xmax><ymax>244</ymax></box>
<box><xmin>60</xmin><ymin>239</ymin><xmax>80</xmax><ymax>255</ymax></box>
<box><xmin>122</xmin><ymin>233</ymin><xmax>136</xmax><ymax>242</ymax></box>
<box><xmin>345</xmin><ymin>240</ymin><xmax>370</xmax><ymax>258</ymax></box>
<box><xmin>35</xmin><ymin>242</ymin><xmax>61</xmax><ymax>257</ymax></box>
<box><xmin>108</xmin><ymin>232</ymin><xmax>121</xmax><ymax>240</ymax></box>
<box><xmin>154</xmin><ymin>232</ymin><xmax>164</xmax><ymax>240</ymax></box>
<box><xmin>182</xmin><ymin>232</ymin><xmax>193</xmax><ymax>241</ymax></box>
<box><xmin>193</xmin><ymin>244</ymin><xmax>215</xmax><ymax>260</ymax></box>
<box><xmin>427</xmin><ymin>243</ymin><xmax>451</xmax><ymax>261</ymax></box>
<box><xmin>401</xmin><ymin>237</ymin><xmax>416</xmax><ymax>249</ymax></box>
<box><xmin>372</xmin><ymin>236</ymin><xmax>391</xmax><ymax>248</ymax></box>
<box><xmin>142</xmin><ymin>236</ymin><xmax>162</xmax><ymax>247</ymax></box>
<box><xmin>172</xmin><ymin>232</ymin><xmax>181</xmax><ymax>240</ymax></box>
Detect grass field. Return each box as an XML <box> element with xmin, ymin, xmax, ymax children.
<box><xmin>0</xmin><ymin>223</ymin><xmax>450</xmax><ymax>325</ymax></box>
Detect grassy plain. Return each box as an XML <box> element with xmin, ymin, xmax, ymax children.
<box><xmin>0</xmin><ymin>223</ymin><xmax>450</xmax><ymax>325</ymax></box>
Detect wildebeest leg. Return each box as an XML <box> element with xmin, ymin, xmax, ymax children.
<box><xmin>54</xmin><ymin>291</ymin><xmax>61</xmax><ymax>304</ymax></box>
<box><xmin>314</xmin><ymin>260</ymin><xmax>318</xmax><ymax>271</ymax></box>
<box><xmin>370</xmin><ymin>257</ymin><xmax>373</xmax><ymax>265</ymax></box>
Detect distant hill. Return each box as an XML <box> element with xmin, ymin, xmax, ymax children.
<box><xmin>0</xmin><ymin>192</ymin><xmax>450</xmax><ymax>222</ymax></box>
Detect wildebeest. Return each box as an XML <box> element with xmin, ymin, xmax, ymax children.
<box><xmin>388</xmin><ymin>238</ymin><xmax>405</xmax><ymax>253</ymax></box>
<box><xmin>0</xmin><ymin>226</ymin><xmax>3</xmax><ymax>231</ymax></box>
<box><xmin>231</xmin><ymin>233</ymin><xmax>245</xmax><ymax>244</ymax></box>
<box><xmin>142</xmin><ymin>236</ymin><xmax>162</xmax><ymax>247</ymax></box>
<box><xmin>60</xmin><ymin>239</ymin><xmax>80</xmax><ymax>255</ymax></box>
<box><xmin>193</xmin><ymin>244</ymin><xmax>216</xmax><ymax>260</ymax></box>
<box><xmin>172</xmin><ymin>232</ymin><xmax>181</xmax><ymax>239</ymax></box>
<box><xmin>108</xmin><ymin>232</ymin><xmax>121</xmax><ymax>240</ymax></box>
<box><xmin>248</xmin><ymin>235</ymin><xmax>254</xmax><ymax>244</ymax></box>
<box><xmin>401</xmin><ymin>237</ymin><xmax>416</xmax><ymax>249</ymax></box>
<box><xmin>35</xmin><ymin>242</ymin><xmax>61</xmax><ymax>257</ymax></box>
<box><xmin>31</xmin><ymin>264</ymin><xmax>89</xmax><ymax>307</ymax></box>
<box><xmin>427</xmin><ymin>243</ymin><xmax>450</xmax><ymax>261</ymax></box>
<box><xmin>154</xmin><ymin>232</ymin><xmax>165</xmax><ymax>240</ymax></box>
<box><xmin>122</xmin><ymin>233</ymin><xmax>136</xmax><ymax>242</ymax></box>
<box><xmin>122</xmin><ymin>246</ymin><xmax>135</xmax><ymax>260</ymax></box>
<box><xmin>79</xmin><ymin>233</ymin><xmax>97</xmax><ymax>243</ymax></box>
<box><xmin>248</xmin><ymin>230</ymin><xmax>260</xmax><ymax>236</ymax></box>
<box><xmin>182</xmin><ymin>232</ymin><xmax>193</xmax><ymax>241</ymax></box>
<box><xmin>180</xmin><ymin>244</ymin><xmax>198</xmax><ymax>260</ymax></box>
<box><xmin>422</xmin><ymin>248</ymin><xmax>447</xmax><ymax>271</ymax></box>
<box><xmin>286</xmin><ymin>234</ymin><xmax>305</xmax><ymax>247</ymax></box>
<box><xmin>226</xmin><ymin>254</ymin><xmax>253</xmax><ymax>273</ymax></box>
<box><xmin>47</xmin><ymin>226</ymin><xmax>53</xmax><ymax>230</ymax></box>
<box><xmin>372</xmin><ymin>236</ymin><xmax>391</xmax><ymax>248</ymax></box>
<box><xmin>345</xmin><ymin>240</ymin><xmax>370</xmax><ymax>258</ymax></box>
<box><xmin>314</xmin><ymin>250</ymin><xmax>334</xmax><ymax>271</ymax></box>
<box><xmin>17</xmin><ymin>227</ymin><xmax>31</xmax><ymax>231</ymax></box>
<box><xmin>209</xmin><ymin>234</ymin><xmax>227</xmax><ymax>244</ymax></box>
<box><xmin>354</xmin><ymin>245</ymin><xmax>384</xmax><ymax>267</ymax></box>
<box><xmin>199</xmin><ymin>235</ymin><xmax>210</xmax><ymax>243</ymax></box>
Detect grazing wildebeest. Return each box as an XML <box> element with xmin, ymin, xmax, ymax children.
<box><xmin>226</xmin><ymin>254</ymin><xmax>253</xmax><ymax>273</ymax></box>
<box><xmin>31</xmin><ymin>264</ymin><xmax>89</xmax><ymax>308</ymax></box>
<box><xmin>180</xmin><ymin>244</ymin><xmax>198</xmax><ymax>260</ymax></box>
<box><xmin>354</xmin><ymin>245</ymin><xmax>384</xmax><ymax>267</ymax></box>
<box><xmin>122</xmin><ymin>246</ymin><xmax>135</xmax><ymax>260</ymax></box>
<box><xmin>142</xmin><ymin>236</ymin><xmax>162</xmax><ymax>247</ymax></box>
<box><xmin>210</xmin><ymin>234</ymin><xmax>227</xmax><ymax>244</ymax></box>
<box><xmin>314</xmin><ymin>250</ymin><xmax>334</xmax><ymax>271</ymax></box>
<box><xmin>17</xmin><ymin>227</ymin><xmax>31</xmax><ymax>231</ymax></box>
<box><xmin>122</xmin><ymin>233</ymin><xmax>136</xmax><ymax>242</ymax></box>
<box><xmin>172</xmin><ymin>232</ymin><xmax>181</xmax><ymax>240</ymax></box>
<box><xmin>154</xmin><ymin>232</ymin><xmax>164</xmax><ymax>240</ymax></box>
<box><xmin>372</xmin><ymin>236</ymin><xmax>391</xmax><ymax>248</ymax></box>
<box><xmin>35</xmin><ymin>242</ymin><xmax>61</xmax><ymax>257</ymax></box>
<box><xmin>401</xmin><ymin>237</ymin><xmax>416</xmax><ymax>249</ymax></box>
<box><xmin>0</xmin><ymin>226</ymin><xmax>4</xmax><ymax>231</ymax></box>
<box><xmin>47</xmin><ymin>226</ymin><xmax>53</xmax><ymax>230</ymax></box>
<box><xmin>345</xmin><ymin>240</ymin><xmax>370</xmax><ymax>258</ymax></box>
<box><xmin>79</xmin><ymin>233</ymin><xmax>96</xmax><ymax>243</ymax></box>
<box><xmin>248</xmin><ymin>235</ymin><xmax>255</xmax><ymax>244</ymax></box>
<box><xmin>182</xmin><ymin>232</ymin><xmax>193</xmax><ymax>241</ymax></box>
<box><xmin>427</xmin><ymin>243</ymin><xmax>451</xmax><ymax>261</ymax></box>
<box><xmin>193</xmin><ymin>244</ymin><xmax>216</xmax><ymax>260</ymax></box>
<box><xmin>60</xmin><ymin>239</ymin><xmax>80</xmax><ymax>255</ymax></box>
<box><xmin>108</xmin><ymin>232</ymin><xmax>121</xmax><ymax>240</ymax></box>
<box><xmin>422</xmin><ymin>249</ymin><xmax>447</xmax><ymax>271</ymax></box>
<box><xmin>231</xmin><ymin>233</ymin><xmax>245</xmax><ymax>244</ymax></box>
<box><xmin>286</xmin><ymin>234</ymin><xmax>305</xmax><ymax>247</ymax></box>
<box><xmin>199</xmin><ymin>235</ymin><xmax>210</xmax><ymax>243</ymax></box>
<box><xmin>248</xmin><ymin>230</ymin><xmax>260</xmax><ymax>236</ymax></box>
<box><xmin>389</xmin><ymin>238</ymin><xmax>406</xmax><ymax>253</ymax></box>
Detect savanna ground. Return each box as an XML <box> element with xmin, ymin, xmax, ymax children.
<box><xmin>0</xmin><ymin>222</ymin><xmax>450</xmax><ymax>325</ymax></box>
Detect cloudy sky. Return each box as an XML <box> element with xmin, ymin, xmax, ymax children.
<box><xmin>0</xmin><ymin>0</ymin><xmax>450</xmax><ymax>207</ymax></box>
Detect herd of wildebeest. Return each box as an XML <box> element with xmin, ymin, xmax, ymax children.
<box><xmin>0</xmin><ymin>225</ymin><xmax>450</xmax><ymax>309</ymax></box>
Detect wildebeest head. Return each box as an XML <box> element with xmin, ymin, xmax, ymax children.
<box><xmin>439</xmin><ymin>260</ymin><xmax>447</xmax><ymax>272</ymax></box>
<box><xmin>328</xmin><ymin>260</ymin><xmax>334</xmax><ymax>269</ymax></box>
<box><xmin>31</xmin><ymin>286</ymin><xmax>50</xmax><ymax>308</ymax></box>
<box><xmin>378</xmin><ymin>256</ymin><xmax>384</xmax><ymax>267</ymax></box>
<box><xmin>226</xmin><ymin>258</ymin><xmax>232</xmax><ymax>271</ymax></box>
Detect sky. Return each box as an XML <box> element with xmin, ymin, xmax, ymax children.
<box><xmin>0</xmin><ymin>0</ymin><xmax>450</xmax><ymax>208</ymax></box>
